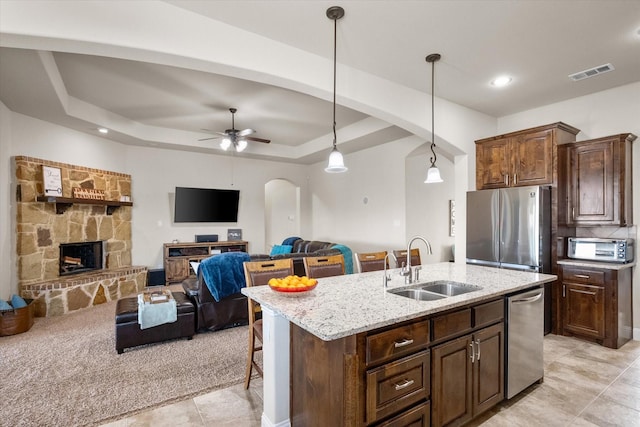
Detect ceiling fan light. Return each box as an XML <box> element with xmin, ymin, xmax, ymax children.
<box><xmin>325</xmin><ymin>146</ymin><xmax>348</xmax><ymax>173</ymax></box>
<box><xmin>220</xmin><ymin>138</ymin><xmax>232</xmax><ymax>150</ymax></box>
<box><xmin>424</xmin><ymin>166</ymin><xmax>443</xmax><ymax>183</ymax></box>
<box><xmin>236</xmin><ymin>139</ymin><xmax>248</xmax><ymax>152</ymax></box>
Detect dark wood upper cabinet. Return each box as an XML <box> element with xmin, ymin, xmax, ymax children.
<box><xmin>475</xmin><ymin>122</ymin><xmax>579</xmax><ymax>190</ymax></box>
<box><xmin>558</xmin><ymin>133</ymin><xmax>635</xmax><ymax>226</ymax></box>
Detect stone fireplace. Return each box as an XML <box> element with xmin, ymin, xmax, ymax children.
<box><xmin>15</xmin><ymin>156</ymin><xmax>147</xmax><ymax>316</ymax></box>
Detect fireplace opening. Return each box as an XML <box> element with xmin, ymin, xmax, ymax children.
<box><xmin>59</xmin><ymin>241</ymin><xmax>105</xmax><ymax>276</ymax></box>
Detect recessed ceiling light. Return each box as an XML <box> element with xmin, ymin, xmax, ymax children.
<box><xmin>491</xmin><ymin>76</ymin><xmax>512</xmax><ymax>87</ymax></box>
<box><xmin>98</xmin><ymin>128</ymin><xmax>109</xmax><ymax>134</ymax></box>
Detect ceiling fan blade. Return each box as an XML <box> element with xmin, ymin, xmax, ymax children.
<box><xmin>246</xmin><ymin>136</ymin><xmax>271</xmax><ymax>144</ymax></box>
<box><xmin>198</xmin><ymin>136</ymin><xmax>220</xmax><ymax>141</ymax></box>
<box><xmin>237</xmin><ymin>128</ymin><xmax>256</xmax><ymax>137</ymax></box>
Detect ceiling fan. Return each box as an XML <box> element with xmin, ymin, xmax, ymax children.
<box><xmin>199</xmin><ymin>107</ymin><xmax>271</xmax><ymax>152</ymax></box>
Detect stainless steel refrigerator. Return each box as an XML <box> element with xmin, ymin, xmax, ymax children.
<box><xmin>466</xmin><ymin>185</ymin><xmax>551</xmax><ymax>274</ymax></box>
<box><xmin>467</xmin><ymin>186</ymin><xmax>551</xmax><ymax>398</ymax></box>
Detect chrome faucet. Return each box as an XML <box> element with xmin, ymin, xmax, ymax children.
<box><xmin>401</xmin><ymin>236</ymin><xmax>432</xmax><ymax>284</ymax></box>
<box><xmin>383</xmin><ymin>252</ymin><xmax>398</xmax><ymax>288</ymax></box>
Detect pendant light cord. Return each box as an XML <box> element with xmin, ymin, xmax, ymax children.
<box><xmin>332</xmin><ymin>14</ymin><xmax>338</xmax><ymax>149</ymax></box>
<box><xmin>430</xmin><ymin>57</ymin><xmax>437</xmax><ymax>167</ymax></box>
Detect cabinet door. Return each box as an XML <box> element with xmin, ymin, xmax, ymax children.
<box><xmin>165</xmin><ymin>258</ymin><xmax>188</xmax><ymax>283</ymax></box>
<box><xmin>472</xmin><ymin>323</ymin><xmax>504</xmax><ymax>416</ymax></box>
<box><xmin>476</xmin><ymin>138</ymin><xmax>511</xmax><ymax>189</ymax></box>
<box><xmin>563</xmin><ymin>283</ymin><xmax>605</xmax><ymax>339</ymax></box>
<box><xmin>431</xmin><ymin>335</ymin><xmax>473</xmax><ymax>427</ymax></box>
<box><xmin>571</xmin><ymin>140</ymin><xmax>615</xmax><ymax>224</ymax></box>
<box><xmin>512</xmin><ymin>130</ymin><xmax>554</xmax><ymax>187</ymax></box>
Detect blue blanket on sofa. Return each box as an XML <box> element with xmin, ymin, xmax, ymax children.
<box><xmin>332</xmin><ymin>244</ymin><xmax>353</xmax><ymax>274</ymax></box>
<box><xmin>199</xmin><ymin>252</ymin><xmax>251</xmax><ymax>302</ymax></box>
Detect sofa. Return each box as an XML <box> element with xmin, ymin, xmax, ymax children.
<box><xmin>181</xmin><ymin>238</ymin><xmax>351</xmax><ymax>331</ymax></box>
<box><xmin>182</xmin><ymin>275</ymin><xmax>249</xmax><ymax>332</ymax></box>
<box><xmin>266</xmin><ymin>239</ymin><xmax>344</xmax><ymax>276</ymax></box>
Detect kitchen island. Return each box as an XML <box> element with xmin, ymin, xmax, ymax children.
<box><xmin>242</xmin><ymin>262</ymin><xmax>557</xmax><ymax>427</ymax></box>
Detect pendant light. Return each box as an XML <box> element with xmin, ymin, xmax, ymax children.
<box><xmin>325</xmin><ymin>6</ymin><xmax>348</xmax><ymax>173</ymax></box>
<box><xmin>424</xmin><ymin>53</ymin><xmax>443</xmax><ymax>184</ymax></box>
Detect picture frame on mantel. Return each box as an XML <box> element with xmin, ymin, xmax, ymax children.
<box><xmin>43</xmin><ymin>166</ymin><xmax>62</xmax><ymax>196</ymax></box>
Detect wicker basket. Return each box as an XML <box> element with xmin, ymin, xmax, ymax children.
<box><xmin>0</xmin><ymin>300</ymin><xmax>34</xmax><ymax>336</ymax></box>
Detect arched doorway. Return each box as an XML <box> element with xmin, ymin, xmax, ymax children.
<box><xmin>265</xmin><ymin>179</ymin><xmax>300</xmax><ymax>252</ymax></box>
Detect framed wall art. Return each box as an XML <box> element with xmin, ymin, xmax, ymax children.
<box><xmin>43</xmin><ymin>166</ymin><xmax>62</xmax><ymax>197</ymax></box>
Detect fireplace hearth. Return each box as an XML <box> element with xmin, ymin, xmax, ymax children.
<box><xmin>59</xmin><ymin>241</ymin><xmax>105</xmax><ymax>276</ymax></box>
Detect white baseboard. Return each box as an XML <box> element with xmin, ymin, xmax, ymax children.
<box><xmin>262</xmin><ymin>413</ymin><xmax>291</xmax><ymax>427</ymax></box>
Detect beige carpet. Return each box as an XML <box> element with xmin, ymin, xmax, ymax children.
<box><xmin>0</xmin><ymin>297</ymin><xmax>249</xmax><ymax>426</ymax></box>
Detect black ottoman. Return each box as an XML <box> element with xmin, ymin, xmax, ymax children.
<box><xmin>115</xmin><ymin>291</ymin><xmax>195</xmax><ymax>354</ymax></box>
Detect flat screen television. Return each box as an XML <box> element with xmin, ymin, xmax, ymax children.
<box><xmin>174</xmin><ymin>187</ymin><xmax>240</xmax><ymax>223</ymax></box>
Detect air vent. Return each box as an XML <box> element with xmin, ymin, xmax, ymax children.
<box><xmin>568</xmin><ymin>63</ymin><xmax>614</xmax><ymax>81</ymax></box>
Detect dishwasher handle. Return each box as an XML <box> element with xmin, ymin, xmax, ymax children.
<box><xmin>512</xmin><ymin>292</ymin><xmax>543</xmax><ymax>304</ymax></box>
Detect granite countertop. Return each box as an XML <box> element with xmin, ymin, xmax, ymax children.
<box><xmin>242</xmin><ymin>262</ymin><xmax>556</xmax><ymax>341</ymax></box>
<box><xmin>557</xmin><ymin>259</ymin><xmax>636</xmax><ymax>270</ymax></box>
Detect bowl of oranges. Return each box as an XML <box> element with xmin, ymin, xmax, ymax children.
<box><xmin>268</xmin><ymin>275</ymin><xmax>318</xmax><ymax>294</ymax></box>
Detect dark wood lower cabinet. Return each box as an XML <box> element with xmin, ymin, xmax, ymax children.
<box><xmin>289</xmin><ymin>300</ymin><xmax>505</xmax><ymax>426</ymax></box>
<box><xmin>559</xmin><ymin>264</ymin><xmax>633</xmax><ymax>349</ymax></box>
<box><xmin>431</xmin><ymin>323</ymin><xmax>504</xmax><ymax>427</ymax></box>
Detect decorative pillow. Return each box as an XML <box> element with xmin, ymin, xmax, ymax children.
<box><xmin>0</xmin><ymin>299</ymin><xmax>12</xmax><ymax>311</ymax></box>
<box><xmin>270</xmin><ymin>244</ymin><xmax>293</xmax><ymax>256</ymax></box>
<box><xmin>11</xmin><ymin>294</ymin><xmax>28</xmax><ymax>309</ymax></box>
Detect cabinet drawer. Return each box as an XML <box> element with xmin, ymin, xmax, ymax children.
<box><xmin>432</xmin><ymin>308</ymin><xmax>472</xmax><ymax>342</ymax></box>
<box><xmin>366</xmin><ymin>319</ymin><xmax>430</xmax><ymax>365</ymax></box>
<box><xmin>366</xmin><ymin>350</ymin><xmax>430</xmax><ymax>424</ymax></box>
<box><xmin>473</xmin><ymin>299</ymin><xmax>504</xmax><ymax>329</ymax></box>
<box><xmin>377</xmin><ymin>400</ymin><xmax>431</xmax><ymax>427</ymax></box>
<box><xmin>563</xmin><ymin>268</ymin><xmax>605</xmax><ymax>285</ymax></box>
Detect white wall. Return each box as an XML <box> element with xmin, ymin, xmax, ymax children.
<box><xmin>265</xmin><ymin>179</ymin><xmax>300</xmax><ymax>251</ymax></box>
<box><xmin>308</xmin><ymin>137</ymin><xmax>418</xmax><ymax>256</ymax></box>
<box><xmin>405</xmin><ymin>148</ymin><xmax>456</xmax><ymax>263</ymax></box>
<box><xmin>498</xmin><ymin>82</ymin><xmax>640</xmax><ymax>340</ymax></box>
<box><xmin>0</xmin><ymin>102</ymin><xmax>12</xmax><ymax>300</ymax></box>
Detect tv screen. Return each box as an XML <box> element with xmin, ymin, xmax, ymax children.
<box><xmin>174</xmin><ymin>187</ymin><xmax>240</xmax><ymax>223</ymax></box>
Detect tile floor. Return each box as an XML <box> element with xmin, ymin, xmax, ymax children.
<box><xmin>101</xmin><ymin>335</ymin><xmax>640</xmax><ymax>427</ymax></box>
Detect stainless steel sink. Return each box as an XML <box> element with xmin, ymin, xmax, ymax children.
<box><xmin>419</xmin><ymin>281</ymin><xmax>482</xmax><ymax>296</ymax></box>
<box><xmin>388</xmin><ymin>281</ymin><xmax>482</xmax><ymax>301</ymax></box>
<box><xmin>389</xmin><ymin>288</ymin><xmax>447</xmax><ymax>301</ymax></box>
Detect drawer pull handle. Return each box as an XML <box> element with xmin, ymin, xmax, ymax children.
<box><xmin>394</xmin><ymin>379</ymin><xmax>415</xmax><ymax>391</ymax></box>
<box><xmin>394</xmin><ymin>339</ymin><xmax>414</xmax><ymax>348</ymax></box>
<box><xmin>575</xmin><ymin>274</ymin><xmax>590</xmax><ymax>279</ymax></box>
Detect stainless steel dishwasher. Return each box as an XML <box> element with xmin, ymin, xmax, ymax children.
<box><xmin>506</xmin><ymin>286</ymin><xmax>544</xmax><ymax>399</ymax></box>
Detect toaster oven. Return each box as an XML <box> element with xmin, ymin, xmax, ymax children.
<box><xmin>567</xmin><ymin>238</ymin><xmax>634</xmax><ymax>263</ymax></box>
